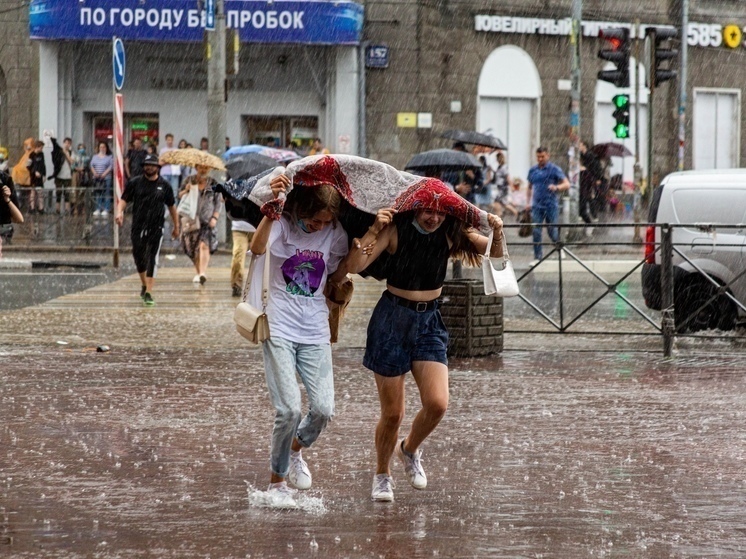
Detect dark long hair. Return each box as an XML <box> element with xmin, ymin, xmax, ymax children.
<box><xmin>444</xmin><ymin>216</ymin><xmax>483</xmax><ymax>267</ymax></box>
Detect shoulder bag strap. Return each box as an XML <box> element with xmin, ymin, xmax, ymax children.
<box><xmin>241</xmin><ymin>252</ymin><xmax>258</xmax><ymax>303</ymax></box>
<box><xmin>241</xmin><ymin>249</ymin><xmax>272</xmax><ymax>312</ymax></box>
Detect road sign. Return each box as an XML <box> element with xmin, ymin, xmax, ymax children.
<box><xmin>206</xmin><ymin>0</ymin><xmax>215</xmax><ymax>31</ymax></box>
<box><xmin>112</xmin><ymin>38</ymin><xmax>125</xmax><ymax>91</ymax></box>
<box><xmin>365</xmin><ymin>44</ymin><xmax>389</xmax><ymax>68</ymax></box>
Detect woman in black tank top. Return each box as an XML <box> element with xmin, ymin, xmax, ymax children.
<box><xmin>335</xmin><ymin>207</ymin><xmax>504</xmax><ymax>502</ymax></box>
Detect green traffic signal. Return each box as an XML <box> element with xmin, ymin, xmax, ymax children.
<box><xmin>612</xmin><ymin>94</ymin><xmax>630</xmax><ymax>109</ymax></box>
<box><xmin>613</xmin><ymin>123</ymin><xmax>630</xmax><ymax>139</ymax></box>
<box><xmin>612</xmin><ymin>94</ymin><xmax>630</xmax><ymax>139</ymax></box>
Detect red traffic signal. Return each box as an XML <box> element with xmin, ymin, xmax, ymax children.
<box><xmin>597</xmin><ymin>28</ymin><xmax>631</xmax><ymax>88</ymax></box>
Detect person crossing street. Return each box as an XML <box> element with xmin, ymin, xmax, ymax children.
<box><xmin>115</xmin><ymin>154</ymin><xmax>180</xmax><ymax>306</ymax></box>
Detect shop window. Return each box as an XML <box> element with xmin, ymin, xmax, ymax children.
<box><xmin>244</xmin><ymin>115</ymin><xmax>318</xmax><ymax>155</ymax></box>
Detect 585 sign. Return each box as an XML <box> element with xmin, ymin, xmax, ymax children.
<box><xmin>687</xmin><ymin>23</ymin><xmax>744</xmax><ymax>49</ymax></box>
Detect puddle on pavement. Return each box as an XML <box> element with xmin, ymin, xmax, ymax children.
<box><xmin>2</xmin><ymin>346</ymin><xmax>746</xmax><ymax>557</ymax></box>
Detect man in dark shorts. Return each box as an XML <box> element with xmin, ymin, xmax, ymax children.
<box><xmin>115</xmin><ymin>154</ymin><xmax>179</xmax><ymax>306</ymax></box>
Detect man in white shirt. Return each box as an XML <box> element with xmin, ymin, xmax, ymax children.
<box><xmin>159</xmin><ymin>133</ymin><xmax>181</xmax><ymax>198</ymax></box>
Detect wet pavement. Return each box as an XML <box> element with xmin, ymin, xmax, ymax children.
<box><xmin>2</xmin><ymin>268</ymin><xmax>746</xmax><ymax>558</ymax></box>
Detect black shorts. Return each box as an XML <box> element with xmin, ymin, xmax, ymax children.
<box><xmin>363</xmin><ymin>291</ymin><xmax>448</xmax><ymax>377</ymax></box>
<box><xmin>131</xmin><ymin>229</ymin><xmax>163</xmax><ymax>277</ymax></box>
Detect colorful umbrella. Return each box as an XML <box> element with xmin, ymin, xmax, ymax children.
<box><xmin>223</xmin><ymin>144</ymin><xmax>300</xmax><ymax>163</ymax></box>
<box><xmin>160</xmin><ymin>148</ymin><xmax>226</xmax><ymax>170</ymax></box>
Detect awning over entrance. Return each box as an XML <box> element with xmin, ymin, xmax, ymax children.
<box><xmin>29</xmin><ymin>0</ymin><xmax>364</xmax><ymax>45</ymax></box>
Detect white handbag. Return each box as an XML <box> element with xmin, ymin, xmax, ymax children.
<box><xmin>177</xmin><ymin>182</ymin><xmax>199</xmax><ymax>218</ymax></box>
<box><xmin>234</xmin><ymin>250</ymin><xmax>271</xmax><ymax>344</ymax></box>
<box><xmin>482</xmin><ymin>230</ymin><xmax>520</xmax><ymax>297</ymax></box>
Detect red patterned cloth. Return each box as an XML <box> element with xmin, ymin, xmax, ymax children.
<box><xmin>251</xmin><ymin>155</ymin><xmax>490</xmax><ymax>234</ymax></box>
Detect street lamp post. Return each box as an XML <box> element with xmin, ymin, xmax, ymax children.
<box><xmin>206</xmin><ymin>0</ymin><xmax>227</xmax><ymax>242</ymax></box>
<box><xmin>567</xmin><ymin>0</ymin><xmax>582</xmax><ymax>240</ymax></box>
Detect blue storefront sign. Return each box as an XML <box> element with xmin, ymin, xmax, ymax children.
<box><xmin>29</xmin><ymin>0</ymin><xmax>364</xmax><ymax>45</ymax></box>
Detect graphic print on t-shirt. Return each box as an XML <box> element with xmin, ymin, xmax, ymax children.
<box><xmin>281</xmin><ymin>249</ymin><xmax>325</xmax><ymax>297</ymax></box>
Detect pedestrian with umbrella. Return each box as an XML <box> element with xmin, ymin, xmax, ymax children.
<box><xmin>115</xmin><ymin>154</ymin><xmax>180</xmax><ymax>306</ymax></box>
<box><xmin>161</xmin><ymin>148</ymin><xmax>226</xmax><ymax>285</ymax></box>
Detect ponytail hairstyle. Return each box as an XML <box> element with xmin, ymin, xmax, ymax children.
<box><xmin>284</xmin><ymin>183</ymin><xmax>341</xmax><ymax>227</ymax></box>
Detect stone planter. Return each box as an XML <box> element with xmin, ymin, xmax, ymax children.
<box><xmin>439</xmin><ymin>279</ymin><xmax>503</xmax><ymax>357</ymax></box>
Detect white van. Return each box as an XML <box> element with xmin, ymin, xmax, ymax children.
<box><xmin>641</xmin><ymin>169</ymin><xmax>746</xmax><ymax>331</ymax></box>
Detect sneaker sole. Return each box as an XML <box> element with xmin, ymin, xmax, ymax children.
<box><xmin>371</xmin><ymin>493</ymin><xmax>394</xmax><ymax>502</ymax></box>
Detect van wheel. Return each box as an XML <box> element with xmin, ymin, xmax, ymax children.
<box><xmin>674</xmin><ymin>278</ymin><xmax>736</xmax><ymax>332</ymax></box>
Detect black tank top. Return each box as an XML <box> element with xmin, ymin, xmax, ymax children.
<box><xmin>386</xmin><ymin>216</ymin><xmax>451</xmax><ymax>291</ymax></box>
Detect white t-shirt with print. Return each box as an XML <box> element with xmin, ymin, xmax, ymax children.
<box><xmin>248</xmin><ymin>215</ymin><xmax>348</xmax><ymax>344</ymax></box>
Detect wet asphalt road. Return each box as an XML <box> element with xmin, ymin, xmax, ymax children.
<box><xmin>2</xmin><ymin>267</ymin><xmax>746</xmax><ymax>558</ymax></box>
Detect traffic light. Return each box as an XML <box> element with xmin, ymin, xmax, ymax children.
<box><xmin>646</xmin><ymin>27</ymin><xmax>678</xmax><ymax>86</ymax></box>
<box><xmin>597</xmin><ymin>28</ymin><xmax>631</xmax><ymax>88</ymax></box>
<box><xmin>612</xmin><ymin>94</ymin><xmax>630</xmax><ymax>139</ymax></box>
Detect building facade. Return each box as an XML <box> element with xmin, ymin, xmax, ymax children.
<box><xmin>29</xmin><ymin>0</ymin><xmax>362</xmax><ymax>157</ymax></box>
<box><xmin>0</xmin><ymin>1</ymin><xmax>39</xmax><ymax>162</ymax></box>
<box><xmin>5</xmin><ymin>0</ymin><xmax>746</xmax><ymax>188</ymax></box>
<box><xmin>363</xmin><ymin>0</ymin><xmax>746</xmax><ymax>186</ymax></box>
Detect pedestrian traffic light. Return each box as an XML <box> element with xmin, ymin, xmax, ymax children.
<box><xmin>597</xmin><ymin>28</ymin><xmax>631</xmax><ymax>88</ymax></box>
<box><xmin>646</xmin><ymin>27</ymin><xmax>678</xmax><ymax>86</ymax></box>
<box><xmin>612</xmin><ymin>94</ymin><xmax>630</xmax><ymax>139</ymax></box>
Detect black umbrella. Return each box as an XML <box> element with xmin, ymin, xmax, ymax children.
<box><xmin>590</xmin><ymin>142</ymin><xmax>633</xmax><ymax>159</ymax></box>
<box><xmin>441</xmin><ymin>129</ymin><xmax>508</xmax><ymax>150</ymax></box>
<box><xmin>404</xmin><ymin>149</ymin><xmax>482</xmax><ymax>172</ymax></box>
<box><xmin>225</xmin><ymin>153</ymin><xmax>279</xmax><ymax>180</ymax></box>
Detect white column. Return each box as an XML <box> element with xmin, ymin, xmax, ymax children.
<box><xmin>328</xmin><ymin>46</ymin><xmax>359</xmax><ymax>155</ymax></box>
<box><xmin>39</xmin><ymin>42</ymin><xmax>59</xmax><ymax>190</ymax></box>
<box><xmin>39</xmin><ymin>42</ymin><xmax>59</xmax><ymax>138</ymax></box>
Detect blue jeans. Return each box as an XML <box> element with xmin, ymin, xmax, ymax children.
<box><xmin>262</xmin><ymin>337</ymin><xmax>334</xmax><ymax>478</ymax></box>
<box><xmin>531</xmin><ymin>204</ymin><xmax>559</xmax><ymax>259</ymax></box>
<box><xmin>94</xmin><ymin>176</ymin><xmax>113</xmax><ymax>212</ymax></box>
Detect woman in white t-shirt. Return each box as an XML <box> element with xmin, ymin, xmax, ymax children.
<box><xmin>249</xmin><ymin>174</ymin><xmax>349</xmax><ymax>505</ymax></box>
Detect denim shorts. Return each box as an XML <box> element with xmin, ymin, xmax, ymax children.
<box><xmin>363</xmin><ymin>291</ymin><xmax>448</xmax><ymax>377</ymax></box>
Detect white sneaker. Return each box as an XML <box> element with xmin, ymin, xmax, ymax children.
<box><xmin>93</xmin><ymin>210</ymin><xmax>101</xmax><ymax>217</ymax></box>
<box><xmin>101</xmin><ymin>210</ymin><xmax>109</xmax><ymax>217</ymax></box>
<box><xmin>192</xmin><ymin>274</ymin><xmax>201</xmax><ymax>283</ymax></box>
<box><xmin>288</xmin><ymin>451</ymin><xmax>312</xmax><ymax>490</ymax></box>
<box><xmin>528</xmin><ymin>259</ymin><xmax>540</xmax><ymax>268</ymax></box>
<box><xmin>396</xmin><ymin>440</ymin><xmax>427</xmax><ymax>490</ymax></box>
<box><xmin>266</xmin><ymin>481</ymin><xmax>298</xmax><ymax>508</ymax></box>
<box><xmin>371</xmin><ymin>474</ymin><xmax>395</xmax><ymax>502</ymax></box>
